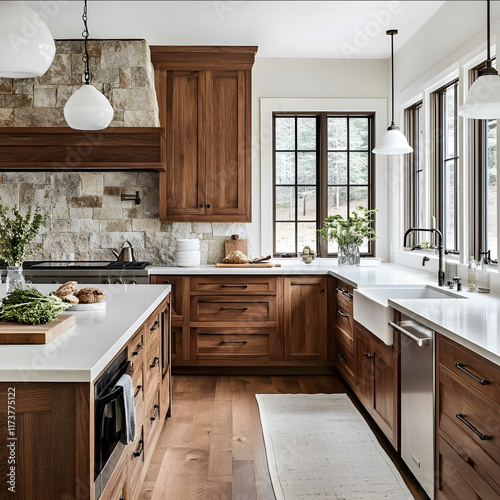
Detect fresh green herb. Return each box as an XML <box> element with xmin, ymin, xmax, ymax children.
<box><xmin>0</xmin><ymin>288</ymin><xmax>71</xmax><ymax>325</ymax></box>
<box><xmin>421</xmin><ymin>241</ymin><xmax>431</xmax><ymax>249</ymax></box>
<box><xmin>318</xmin><ymin>206</ymin><xmax>377</xmax><ymax>246</ymax></box>
<box><xmin>0</xmin><ymin>203</ymin><xmax>49</xmax><ymax>267</ymax></box>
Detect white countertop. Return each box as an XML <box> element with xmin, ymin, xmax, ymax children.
<box><xmin>0</xmin><ymin>284</ymin><xmax>170</xmax><ymax>383</ymax></box>
<box><xmin>149</xmin><ymin>260</ymin><xmax>500</xmax><ymax>366</ymax></box>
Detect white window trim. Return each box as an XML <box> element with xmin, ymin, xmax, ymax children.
<box><xmin>260</xmin><ymin>97</ymin><xmax>388</xmax><ymax>259</ymax></box>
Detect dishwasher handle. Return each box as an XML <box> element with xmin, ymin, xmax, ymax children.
<box><xmin>388</xmin><ymin>321</ymin><xmax>433</xmax><ymax>347</ymax></box>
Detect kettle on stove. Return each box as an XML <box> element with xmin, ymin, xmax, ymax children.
<box><xmin>111</xmin><ymin>241</ymin><xmax>136</xmax><ymax>262</ymax></box>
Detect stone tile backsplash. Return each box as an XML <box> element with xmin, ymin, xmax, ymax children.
<box><xmin>0</xmin><ymin>172</ymin><xmax>251</xmax><ymax>265</ymax></box>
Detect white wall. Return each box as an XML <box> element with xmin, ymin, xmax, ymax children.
<box><xmin>250</xmin><ymin>57</ymin><xmax>389</xmax><ymax>257</ymax></box>
<box><xmin>391</xmin><ymin>1</ymin><xmax>500</xmax><ymax>289</ymax></box>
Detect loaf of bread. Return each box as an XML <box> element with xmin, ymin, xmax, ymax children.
<box><xmin>75</xmin><ymin>287</ymin><xmax>106</xmax><ymax>304</ymax></box>
<box><xmin>53</xmin><ymin>281</ymin><xmax>79</xmax><ymax>304</ymax></box>
<box><xmin>222</xmin><ymin>250</ymin><xmax>249</xmax><ymax>264</ymax></box>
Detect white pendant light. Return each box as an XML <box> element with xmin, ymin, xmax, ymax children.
<box><xmin>64</xmin><ymin>0</ymin><xmax>113</xmax><ymax>131</ymax></box>
<box><xmin>373</xmin><ymin>30</ymin><xmax>413</xmax><ymax>156</ymax></box>
<box><xmin>459</xmin><ymin>0</ymin><xmax>500</xmax><ymax>119</ymax></box>
<box><xmin>0</xmin><ymin>2</ymin><xmax>56</xmax><ymax>78</ymax></box>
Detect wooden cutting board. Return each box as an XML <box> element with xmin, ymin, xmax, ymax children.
<box><xmin>224</xmin><ymin>234</ymin><xmax>248</xmax><ymax>258</ymax></box>
<box><xmin>215</xmin><ymin>263</ymin><xmax>281</xmax><ymax>268</ymax></box>
<box><xmin>0</xmin><ymin>314</ymin><xmax>76</xmax><ymax>344</ymax></box>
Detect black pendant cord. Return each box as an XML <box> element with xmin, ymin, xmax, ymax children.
<box><xmin>82</xmin><ymin>0</ymin><xmax>91</xmax><ymax>84</ymax></box>
<box><xmin>390</xmin><ymin>31</ymin><xmax>395</xmax><ymax>126</ymax></box>
<box><xmin>487</xmin><ymin>0</ymin><xmax>492</xmax><ymax>66</ymax></box>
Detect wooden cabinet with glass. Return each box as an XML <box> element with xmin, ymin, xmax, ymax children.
<box><xmin>151</xmin><ymin>46</ymin><xmax>257</xmax><ymax>223</ymax></box>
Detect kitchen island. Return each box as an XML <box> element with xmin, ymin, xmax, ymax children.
<box><xmin>0</xmin><ymin>283</ymin><xmax>171</xmax><ymax>500</ymax></box>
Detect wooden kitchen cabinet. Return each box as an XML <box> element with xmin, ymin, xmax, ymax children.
<box><xmin>283</xmin><ymin>277</ymin><xmax>328</xmax><ymax>362</ymax></box>
<box><xmin>151</xmin><ymin>46</ymin><xmax>257</xmax><ymax>223</ymax></box>
<box><xmin>334</xmin><ymin>280</ymin><xmax>355</xmax><ymax>385</ymax></box>
<box><xmin>353</xmin><ymin>322</ymin><xmax>399</xmax><ymax>449</ymax></box>
<box><xmin>436</xmin><ymin>335</ymin><xmax>500</xmax><ymax>499</ymax></box>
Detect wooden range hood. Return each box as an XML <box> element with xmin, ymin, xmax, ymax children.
<box><xmin>0</xmin><ymin>126</ymin><xmax>165</xmax><ymax>171</ymax></box>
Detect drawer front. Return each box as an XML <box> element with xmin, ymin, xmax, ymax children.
<box><xmin>146</xmin><ymin>311</ymin><xmax>161</xmax><ymax>342</ymax></box>
<box><xmin>128</xmin><ymin>326</ymin><xmax>145</xmax><ymax>367</ymax></box>
<box><xmin>193</xmin><ymin>328</ymin><xmax>270</xmax><ymax>359</ymax></box>
<box><xmin>191</xmin><ymin>296</ymin><xmax>276</xmax><ymax>323</ymax></box>
<box><xmin>336</xmin><ymin>338</ymin><xmax>354</xmax><ymax>382</ymax></box>
<box><xmin>438</xmin><ymin>435</ymin><xmax>500</xmax><ymax>500</ymax></box>
<box><xmin>129</xmin><ymin>425</ymin><xmax>145</xmax><ymax>500</ymax></box>
<box><xmin>190</xmin><ymin>276</ymin><xmax>277</xmax><ymax>294</ymax></box>
<box><xmin>151</xmin><ymin>275</ymin><xmax>186</xmax><ymax>318</ymax></box>
<box><xmin>336</xmin><ymin>324</ymin><xmax>354</xmax><ymax>353</ymax></box>
<box><xmin>439</xmin><ymin>369</ymin><xmax>500</xmax><ymax>489</ymax></box>
<box><xmin>336</xmin><ymin>282</ymin><xmax>354</xmax><ymax>314</ymax></box>
<box><xmin>145</xmin><ymin>334</ymin><xmax>161</xmax><ymax>404</ymax></box>
<box><xmin>336</xmin><ymin>306</ymin><xmax>354</xmax><ymax>337</ymax></box>
<box><xmin>440</xmin><ymin>336</ymin><xmax>500</xmax><ymax>403</ymax></box>
<box><xmin>145</xmin><ymin>386</ymin><xmax>161</xmax><ymax>447</ymax></box>
<box><xmin>132</xmin><ymin>362</ymin><xmax>145</xmax><ymax>427</ymax></box>
<box><xmin>100</xmin><ymin>454</ymin><xmax>127</xmax><ymax>500</ymax></box>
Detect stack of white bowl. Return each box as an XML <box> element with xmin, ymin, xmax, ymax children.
<box><xmin>175</xmin><ymin>239</ymin><xmax>201</xmax><ymax>267</ymax></box>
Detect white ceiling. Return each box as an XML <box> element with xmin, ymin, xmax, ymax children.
<box><xmin>27</xmin><ymin>1</ymin><xmax>446</xmax><ymax>59</ymax></box>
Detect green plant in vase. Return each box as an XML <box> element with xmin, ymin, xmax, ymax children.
<box><xmin>0</xmin><ymin>203</ymin><xmax>49</xmax><ymax>292</ymax></box>
<box><xmin>318</xmin><ymin>206</ymin><xmax>377</xmax><ymax>265</ymax></box>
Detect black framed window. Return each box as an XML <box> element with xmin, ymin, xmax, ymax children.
<box><xmin>273</xmin><ymin>113</ymin><xmax>375</xmax><ymax>257</ymax></box>
<box><xmin>433</xmin><ymin>80</ymin><xmax>459</xmax><ymax>253</ymax></box>
<box><xmin>471</xmin><ymin>61</ymin><xmax>498</xmax><ymax>262</ymax></box>
<box><xmin>404</xmin><ymin>102</ymin><xmax>424</xmax><ymax>246</ymax></box>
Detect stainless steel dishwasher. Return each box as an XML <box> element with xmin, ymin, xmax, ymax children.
<box><xmin>389</xmin><ymin>314</ymin><xmax>435</xmax><ymax>499</ymax></box>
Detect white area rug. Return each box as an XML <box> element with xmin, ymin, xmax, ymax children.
<box><xmin>256</xmin><ymin>393</ymin><xmax>414</xmax><ymax>500</ymax></box>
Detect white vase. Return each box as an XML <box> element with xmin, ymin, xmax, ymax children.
<box><xmin>338</xmin><ymin>244</ymin><xmax>360</xmax><ymax>266</ymax></box>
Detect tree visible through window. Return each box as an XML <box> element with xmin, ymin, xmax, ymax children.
<box><xmin>273</xmin><ymin>113</ymin><xmax>374</xmax><ymax>256</ymax></box>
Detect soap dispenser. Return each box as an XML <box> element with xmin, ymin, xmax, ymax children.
<box><xmin>476</xmin><ymin>250</ymin><xmax>491</xmax><ymax>293</ymax></box>
<box><xmin>467</xmin><ymin>256</ymin><xmax>477</xmax><ymax>292</ymax></box>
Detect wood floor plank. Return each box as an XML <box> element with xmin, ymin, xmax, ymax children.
<box><xmin>139</xmin><ymin>374</ymin><xmax>427</xmax><ymax>500</ymax></box>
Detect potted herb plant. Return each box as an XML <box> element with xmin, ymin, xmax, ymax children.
<box><xmin>0</xmin><ymin>204</ymin><xmax>49</xmax><ymax>292</ymax></box>
<box><xmin>318</xmin><ymin>206</ymin><xmax>377</xmax><ymax>265</ymax></box>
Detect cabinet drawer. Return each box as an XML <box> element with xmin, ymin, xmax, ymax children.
<box><xmin>191</xmin><ymin>296</ymin><xmax>276</xmax><ymax>323</ymax></box>
<box><xmin>439</xmin><ymin>368</ymin><xmax>500</xmax><ymax>490</ymax></box>
<box><xmin>144</xmin><ymin>335</ymin><xmax>161</xmax><ymax>404</ymax></box>
<box><xmin>100</xmin><ymin>454</ymin><xmax>128</xmax><ymax>500</ymax></box>
<box><xmin>336</xmin><ymin>339</ymin><xmax>354</xmax><ymax>382</ymax></box>
<box><xmin>145</xmin><ymin>386</ymin><xmax>161</xmax><ymax>448</ymax></box>
<box><xmin>129</xmin><ymin>425</ymin><xmax>145</xmax><ymax>500</ymax></box>
<box><xmin>336</xmin><ymin>323</ymin><xmax>354</xmax><ymax>352</ymax></box>
<box><xmin>190</xmin><ymin>276</ymin><xmax>277</xmax><ymax>294</ymax></box>
<box><xmin>132</xmin><ymin>362</ymin><xmax>144</xmax><ymax>426</ymax></box>
<box><xmin>336</xmin><ymin>306</ymin><xmax>354</xmax><ymax>336</ymax></box>
<box><xmin>336</xmin><ymin>282</ymin><xmax>354</xmax><ymax>314</ymax></box>
<box><xmin>438</xmin><ymin>434</ymin><xmax>500</xmax><ymax>500</ymax></box>
<box><xmin>193</xmin><ymin>328</ymin><xmax>270</xmax><ymax>359</ymax></box>
<box><xmin>440</xmin><ymin>336</ymin><xmax>500</xmax><ymax>403</ymax></box>
<box><xmin>128</xmin><ymin>326</ymin><xmax>145</xmax><ymax>367</ymax></box>
<box><xmin>146</xmin><ymin>311</ymin><xmax>161</xmax><ymax>341</ymax></box>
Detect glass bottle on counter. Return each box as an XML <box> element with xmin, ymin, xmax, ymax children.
<box><xmin>476</xmin><ymin>250</ymin><xmax>491</xmax><ymax>293</ymax></box>
<box><xmin>467</xmin><ymin>256</ymin><xmax>477</xmax><ymax>292</ymax></box>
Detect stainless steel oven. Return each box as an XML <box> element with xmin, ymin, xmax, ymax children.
<box><xmin>94</xmin><ymin>348</ymin><xmax>130</xmax><ymax>500</ymax></box>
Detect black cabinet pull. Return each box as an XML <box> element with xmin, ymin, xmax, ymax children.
<box><xmin>221</xmin><ymin>340</ymin><xmax>248</xmax><ymax>344</ymax></box>
<box><xmin>150</xmin><ymin>357</ymin><xmax>160</xmax><ymax>369</ymax></box>
<box><xmin>456</xmin><ymin>414</ymin><xmax>492</xmax><ymax>440</ymax></box>
<box><xmin>455</xmin><ymin>363</ymin><xmax>490</xmax><ymax>385</ymax></box>
<box><xmin>220</xmin><ymin>307</ymin><xmax>248</xmax><ymax>311</ymax></box>
<box><xmin>163</xmin><ymin>279</ymin><xmax>170</xmax><ymax>284</ymax></box>
<box><xmin>221</xmin><ymin>284</ymin><xmax>249</xmax><ymax>288</ymax></box>
<box><xmin>132</xmin><ymin>343</ymin><xmax>143</xmax><ymax>356</ymax></box>
<box><xmin>133</xmin><ymin>440</ymin><xmax>144</xmax><ymax>458</ymax></box>
<box><xmin>134</xmin><ymin>385</ymin><xmax>142</xmax><ymax>398</ymax></box>
<box><xmin>151</xmin><ymin>404</ymin><xmax>160</xmax><ymax>421</ymax></box>
<box><xmin>150</xmin><ymin>320</ymin><xmax>160</xmax><ymax>332</ymax></box>
<box><xmin>206</xmin><ymin>204</ymin><xmax>211</xmax><ymax>208</ymax></box>
<box><xmin>363</xmin><ymin>352</ymin><xmax>373</xmax><ymax>359</ymax></box>
<box><xmin>199</xmin><ymin>204</ymin><xmax>203</xmax><ymax>208</ymax></box>
<box><xmin>337</xmin><ymin>310</ymin><xmax>349</xmax><ymax>318</ymax></box>
<box><xmin>337</xmin><ymin>353</ymin><xmax>346</xmax><ymax>362</ymax></box>
<box><xmin>336</xmin><ymin>287</ymin><xmax>353</xmax><ymax>299</ymax></box>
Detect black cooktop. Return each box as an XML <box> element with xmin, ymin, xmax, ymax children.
<box><xmin>22</xmin><ymin>261</ymin><xmax>150</xmax><ymax>270</ymax></box>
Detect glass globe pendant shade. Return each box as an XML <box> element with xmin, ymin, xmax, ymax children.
<box><xmin>0</xmin><ymin>2</ymin><xmax>56</xmax><ymax>78</ymax></box>
<box><xmin>64</xmin><ymin>84</ymin><xmax>114</xmax><ymax>131</ymax></box>
<box><xmin>459</xmin><ymin>73</ymin><xmax>500</xmax><ymax>119</ymax></box>
<box><xmin>372</xmin><ymin>125</ymin><xmax>413</xmax><ymax>155</ymax></box>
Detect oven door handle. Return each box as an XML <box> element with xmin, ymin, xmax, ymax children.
<box><xmin>95</xmin><ymin>385</ymin><xmax>124</xmax><ymax>406</ymax></box>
